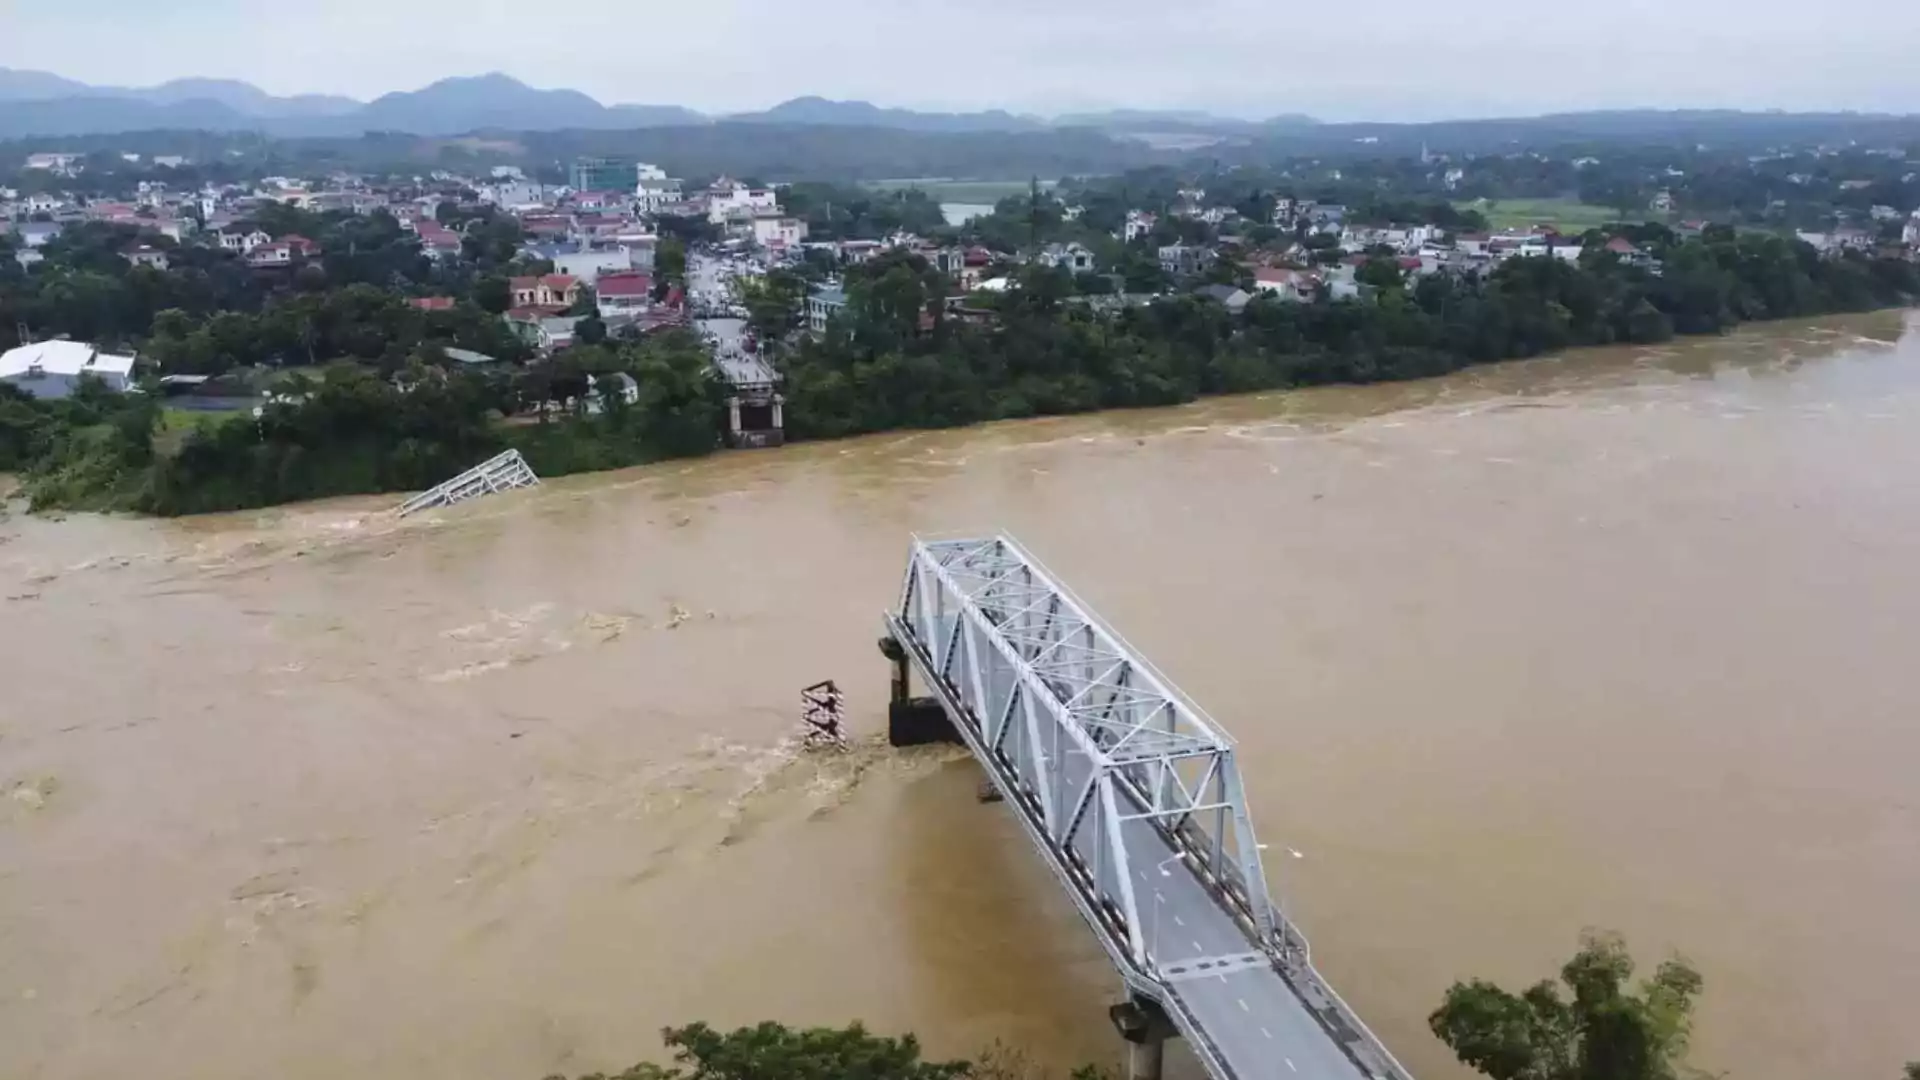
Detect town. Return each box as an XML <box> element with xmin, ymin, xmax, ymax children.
<box><xmin>2</xmin><ymin>132</ymin><xmax>1918</xmax><ymax>513</ymax></box>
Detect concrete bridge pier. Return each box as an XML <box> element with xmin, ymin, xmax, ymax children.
<box><xmin>877</xmin><ymin>636</ymin><xmax>961</xmax><ymax>747</ymax></box>
<box><xmin>1109</xmin><ymin>998</ymin><xmax>1177</xmax><ymax>1080</ymax></box>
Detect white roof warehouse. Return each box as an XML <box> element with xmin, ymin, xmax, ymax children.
<box><xmin>0</xmin><ymin>341</ymin><xmax>137</xmax><ymax>399</ymax></box>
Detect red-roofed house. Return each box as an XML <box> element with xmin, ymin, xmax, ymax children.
<box><xmin>409</xmin><ymin>296</ymin><xmax>457</xmax><ymax>312</ymax></box>
<box><xmin>414</xmin><ymin>221</ymin><xmax>462</xmax><ymax>261</ymax></box>
<box><xmin>282</xmin><ymin>234</ymin><xmax>322</xmax><ymax>259</ymax></box>
<box><xmin>595</xmin><ymin>271</ymin><xmax>653</xmax><ymax>319</ymax></box>
<box><xmin>1253</xmin><ymin>266</ymin><xmax>1316</xmax><ymax>302</ymax></box>
<box><xmin>245</xmin><ymin>235</ymin><xmax>320</xmax><ymax>268</ymax></box>
<box><xmin>509</xmin><ymin>273</ymin><xmax>580</xmax><ymax>310</ymax></box>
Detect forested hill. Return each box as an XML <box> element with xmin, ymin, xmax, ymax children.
<box><xmin>9</xmin><ymin>109</ymin><xmax>1920</xmax><ymax>187</ymax></box>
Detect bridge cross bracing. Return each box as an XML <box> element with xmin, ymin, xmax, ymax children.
<box><xmin>887</xmin><ymin>535</ymin><xmax>1413</xmax><ymax>1080</ymax></box>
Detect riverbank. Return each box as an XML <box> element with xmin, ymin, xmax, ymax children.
<box><xmin>7</xmin><ymin>286</ymin><xmax>1917</xmax><ymax>518</ymax></box>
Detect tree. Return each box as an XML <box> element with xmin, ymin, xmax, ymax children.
<box><xmin>656</xmin><ymin>237</ymin><xmax>689</xmax><ymax>285</ymax></box>
<box><xmin>1429</xmin><ymin>932</ymin><xmax>1704</xmax><ymax>1080</ymax></box>
<box><xmin>542</xmin><ymin>1021</ymin><xmax>970</xmax><ymax>1080</ymax></box>
<box><xmin>474</xmin><ymin>275</ymin><xmax>511</xmax><ymax>314</ymax></box>
<box><xmin>575</xmin><ymin>315</ymin><xmax>608</xmax><ymax>345</ymax></box>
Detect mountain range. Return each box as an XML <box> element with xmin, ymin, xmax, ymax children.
<box><xmin>0</xmin><ymin>69</ymin><xmax>1296</xmax><ymax>140</ymax></box>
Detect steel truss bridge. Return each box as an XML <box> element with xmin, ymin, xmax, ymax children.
<box><xmin>882</xmin><ymin>535</ymin><xmax>1413</xmax><ymax>1080</ymax></box>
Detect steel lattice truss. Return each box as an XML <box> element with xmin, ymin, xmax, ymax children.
<box><xmin>897</xmin><ymin>535</ymin><xmax>1278</xmax><ymax>972</ymax></box>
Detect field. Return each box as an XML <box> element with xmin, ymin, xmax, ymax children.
<box><xmin>1456</xmin><ymin>197</ymin><xmax>1636</xmax><ymax>232</ymax></box>
<box><xmin>861</xmin><ymin>178</ymin><xmax>1050</xmax><ymax>203</ymax></box>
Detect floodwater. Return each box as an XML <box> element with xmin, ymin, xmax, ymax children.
<box><xmin>4</xmin><ymin>312</ymin><xmax>1918</xmax><ymax>1080</ymax></box>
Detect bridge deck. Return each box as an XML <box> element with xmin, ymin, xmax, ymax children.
<box><xmin>887</xmin><ymin>535</ymin><xmax>1408</xmax><ymax>1080</ymax></box>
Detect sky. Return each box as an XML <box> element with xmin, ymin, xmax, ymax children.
<box><xmin>4</xmin><ymin>0</ymin><xmax>1919</xmax><ymax>121</ymax></box>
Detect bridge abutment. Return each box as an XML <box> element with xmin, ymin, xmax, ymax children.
<box><xmin>877</xmin><ymin>636</ymin><xmax>962</xmax><ymax>747</ymax></box>
<box><xmin>1109</xmin><ymin>998</ymin><xmax>1176</xmax><ymax>1080</ymax></box>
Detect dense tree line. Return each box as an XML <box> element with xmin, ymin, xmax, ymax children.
<box><xmin>3</xmin><ymin>329</ymin><xmax>724</xmax><ymax>515</ymax></box>
<box><xmin>771</xmin><ymin>229</ymin><xmax>1917</xmax><ymax>441</ymax></box>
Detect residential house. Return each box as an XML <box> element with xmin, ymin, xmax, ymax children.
<box><xmin>245</xmin><ymin>234</ymin><xmax>320</xmax><ymax>268</ymax></box>
<box><xmin>506</xmin><ymin>312</ymin><xmax>583</xmax><ymax>352</ymax></box>
<box><xmin>15</xmin><ymin>249</ymin><xmax>44</xmax><ymax>270</ymax></box>
<box><xmin>1158</xmin><ymin>244</ymin><xmax>1214</xmax><ymax>276</ymax></box>
<box><xmin>570</xmin><ymin>190</ymin><xmax>627</xmax><ymax>212</ymax></box>
<box><xmin>410</xmin><ymin>297</ymin><xmax>457</xmax><ymax>312</ymax></box>
<box><xmin>545</xmin><ymin>246</ymin><xmax>636</xmax><ymax>283</ymax></box>
<box><xmin>1123</xmin><ymin>210</ymin><xmax>1158</xmax><ymax>243</ymax></box>
<box><xmin>1252</xmin><ymin>266</ymin><xmax>1316</xmax><ymax>302</ymax></box>
<box><xmin>443</xmin><ymin>348</ymin><xmax>506</xmax><ymax>370</ymax></box>
<box><xmin>807</xmin><ymin>282</ymin><xmax>849</xmax><ymax>333</ymax></box>
<box><xmin>838</xmin><ymin>239</ymin><xmax>883</xmax><ymax>265</ymax></box>
<box><xmin>1904</xmin><ymin>214</ymin><xmax>1920</xmax><ymax>251</ymax></box>
<box><xmin>634</xmin><ymin>176</ymin><xmax>683</xmax><ymax>213</ymax></box>
<box><xmin>24</xmin><ymin>152</ymin><xmax>82</xmax><ymax>174</ymax></box>
<box><xmin>414</xmin><ymin>220</ymin><xmax>463</xmax><ymax>261</ymax></box>
<box><xmin>0</xmin><ymin>340</ymin><xmax>136</xmax><ymax>398</ymax></box>
<box><xmin>481</xmin><ymin>181</ymin><xmax>554</xmax><ymax>210</ymax></box>
<box><xmin>1599</xmin><ymin>235</ymin><xmax>1655</xmax><ymax>267</ymax></box>
<box><xmin>595</xmin><ymin>272</ymin><xmax>654</xmax><ymax>319</ymax></box>
<box><xmin>1194</xmin><ymin>284</ymin><xmax>1253</xmax><ymax>314</ymax></box>
<box><xmin>509</xmin><ymin>273</ymin><xmax>581</xmax><ymax>310</ymax></box>
<box><xmin>1037</xmin><ymin>242</ymin><xmax>1095</xmax><ymax>273</ymax></box>
<box><xmin>123</xmin><ymin>244</ymin><xmax>170</xmax><ymax>270</ymax></box>
<box><xmin>751</xmin><ymin>215</ymin><xmax>808</xmax><ymax>250</ymax></box>
<box><xmin>12</xmin><ymin>221</ymin><xmax>63</xmax><ymax>248</ymax></box>
<box><xmin>1649</xmin><ymin>189</ymin><xmax>1675</xmax><ymax>214</ymax></box>
<box><xmin>707</xmin><ymin>177</ymin><xmax>778</xmax><ymax>224</ymax></box>
<box><xmin>930</xmin><ymin>247</ymin><xmax>967</xmax><ymax>278</ymax></box>
<box><xmin>217</xmin><ymin>227</ymin><xmax>273</xmax><ymax>254</ymax></box>
<box><xmin>152</xmin><ymin>155</ymin><xmax>188</xmax><ymax>169</ymax></box>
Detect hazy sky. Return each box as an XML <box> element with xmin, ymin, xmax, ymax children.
<box><xmin>5</xmin><ymin>0</ymin><xmax>1918</xmax><ymax>121</ymax></box>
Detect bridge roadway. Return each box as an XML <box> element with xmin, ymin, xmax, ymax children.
<box><xmin>884</xmin><ymin>535</ymin><xmax>1408</xmax><ymax>1080</ymax></box>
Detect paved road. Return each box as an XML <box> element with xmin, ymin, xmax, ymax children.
<box><xmin>1061</xmin><ymin>745</ymin><xmax>1373</xmax><ymax>1080</ymax></box>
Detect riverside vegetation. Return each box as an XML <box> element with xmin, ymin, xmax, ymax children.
<box><xmin>545</xmin><ymin>937</ymin><xmax>1914</xmax><ymax>1080</ymax></box>
<box><xmin>2</xmin><ymin>214</ymin><xmax>1916</xmax><ymax>515</ymax></box>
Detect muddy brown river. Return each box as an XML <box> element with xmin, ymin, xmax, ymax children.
<box><xmin>4</xmin><ymin>313</ymin><xmax>1918</xmax><ymax>1080</ymax></box>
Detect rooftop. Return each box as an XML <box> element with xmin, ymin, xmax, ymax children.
<box><xmin>1</xmin><ymin>340</ymin><xmax>136</xmax><ymax>380</ymax></box>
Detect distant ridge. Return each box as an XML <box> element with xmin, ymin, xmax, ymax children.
<box><xmin>0</xmin><ymin>69</ymin><xmax>1315</xmax><ymax>140</ymax></box>
<box><xmin>0</xmin><ymin>68</ymin><xmax>1912</xmax><ymax>149</ymax></box>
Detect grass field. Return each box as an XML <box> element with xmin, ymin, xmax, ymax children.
<box><xmin>861</xmin><ymin>178</ymin><xmax>1050</xmax><ymax>203</ymax></box>
<box><xmin>1457</xmin><ymin>197</ymin><xmax>1636</xmax><ymax>232</ymax></box>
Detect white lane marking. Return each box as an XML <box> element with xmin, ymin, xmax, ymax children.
<box><xmin>1260</xmin><ymin>1028</ymin><xmax>1273</xmax><ymax>1040</ymax></box>
<box><xmin>1192</xmin><ymin>940</ymin><xmax>1203</xmax><ymax>952</ymax></box>
<box><xmin>1286</xmin><ymin>1059</ymin><xmax>1297</xmax><ymax>1072</ymax></box>
<box><xmin>1173</xmin><ymin>915</ymin><xmax>1185</xmax><ymax>926</ymax></box>
<box><xmin>1237</xmin><ymin>998</ymin><xmax>1249</xmax><ymax>1012</ymax></box>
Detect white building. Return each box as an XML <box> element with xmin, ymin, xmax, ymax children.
<box><xmin>752</xmin><ymin>215</ymin><xmax>808</xmax><ymax>249</ymax></box>
<box><xmin>707</xmin><ymin>178</ymin><xmax>778</xmax><ymax>224</ymax></box>
<box><xmin>1123</xmin><ymin>210</ymin><xmax>1157</xmax><ymax>243</ymax></box>
<box><xmin>0</xmin><ymin>341</ymin><xmax>136</xmax><ymax>398</ymax></box>
<box><xmin>479</xmin><ymin>180</ymin><xmax>554</xmax><ymax>211</ymax></box>
<box><xmin>551</xmin><ymin>247</ymin><xmax>638</xmax><ymax>283</ymax></box>
<box><xmin>635</xmin><ymin>176</ymin><xmax>683</xmax><ymax>213</ymax></box>
<box><xmin>24</xmin><ymin>152</ymin><xmax>82</xmax><ymax>174</ymax></box>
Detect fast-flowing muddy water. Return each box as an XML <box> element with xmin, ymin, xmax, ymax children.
<box><xmin>4</xmin><ymin>312</ymin><xmax>1917</xmax><ymax>1080</ymax></box>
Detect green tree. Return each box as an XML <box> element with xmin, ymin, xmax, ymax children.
<box><xmin>1429</xmin><ymin>932</ymin><xmax>1704</xmax><ymax>1080</ymax></box>
<box><xmin>541</xmin><ymin>1022</ymin><xmax>967</xmax><ymax>1080</ymax></box>
<box><xmin>656</xmin><ymin>238</ymin><xmax>688</xmax><ymax>285</ymax></box>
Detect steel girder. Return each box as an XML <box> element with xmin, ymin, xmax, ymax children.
<box><xmin>896</xmin><ymin>534</ymin><xmax>1279</xmax><ymax>973</ymax></box>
